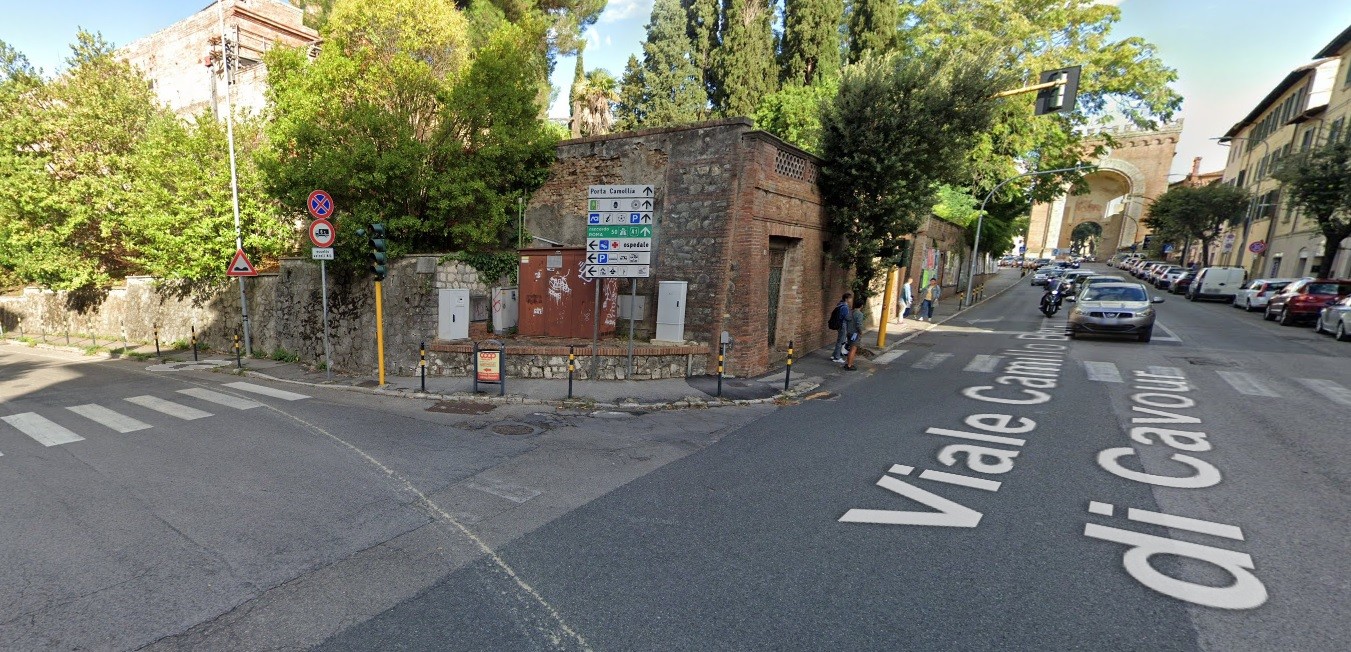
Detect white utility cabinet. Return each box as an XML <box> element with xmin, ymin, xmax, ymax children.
<box><xmin>491</xmin><ymin>287</ymin><xmax>518</xmax><ymax>334</ymax></box>
<box><xmin>438</xmin><ymin>288</ymin><xmax>470</xmax><ymax>340</ymax></box>
<box><xmin>655</xmin><ymin>281</ymin><xmax>687</xmax><ymax>342</ymax></box>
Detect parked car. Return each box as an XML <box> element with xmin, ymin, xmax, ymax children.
<box><xmin>1263</xmin><ymin>279</ymin><xmax>1351</xmax><ymax>326</ymax></box>
<box><xmin>1157</xmin><ymin>268</ymin><xmax>1187</xmax><ymax>290</ymax></box>
<box><xmin>1314</xmin><ymin>295</ymin><xmax>1351</xmax><ymax>341</ymax></box>
<box><xmin>1233</xmin><ymin>278</ymin><xmax>1301</xmax><ymax>312</ymax></box>
<box><xmin>1066</xmin><ymin>282</ymin><xmax>1164</xmax><ymax>342</ymax></box>
<box><xmin>1187</xmin><ymin>266</ymin><xmax>1246</xmax><ymax>302</ymax></box>
<box><xmin>1169</xmin><ymin>271</ymin><xmax>1196</xmax><ymax>295</ymax></box>
<box><xmin>1148</xmin><ymin>265</ymin><xmax>1179</xmax><ymax>288</ymax></box>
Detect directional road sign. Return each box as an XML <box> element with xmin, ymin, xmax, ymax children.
<box><xmin>309</xmin><ymin>219</ymin><xmax>336</xmax><ymax>247</ymax></box>
<box><xmin>585</xmin><ymin>184</ymin><xmax>655</xmax><ymax>279</ymax></box>
<box><xmin>307</xmin><ymin>190</ymin><xmax>334</xmax><ymax>219</ymax></box>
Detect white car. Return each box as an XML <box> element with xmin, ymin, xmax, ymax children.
<box><xmin>1315</xmin><ymin>295</ymin><xmax>1351</xmax><ymax>341</ymax></box>
<box><xmin>1233</xmin><ymin>278</ymin><xmax>1302</xmax><ymax>312</ymax></box>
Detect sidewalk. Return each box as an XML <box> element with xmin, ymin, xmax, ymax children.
<box><xmin>1</xmin><ymin>268</ymin><xmax>1024</xmax><ymax>411</ymax></box>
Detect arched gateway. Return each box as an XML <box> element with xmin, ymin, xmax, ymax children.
<box><xmin>1026</xmin><ymin>123</ymin><xmax>1181</xmax><ymax>259</ymax></box>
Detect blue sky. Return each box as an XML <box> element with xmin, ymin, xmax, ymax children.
<box><xmin>4</xmin><ymin>0</ymin><xmax>1351</xmax><ymax>176</ymax></box>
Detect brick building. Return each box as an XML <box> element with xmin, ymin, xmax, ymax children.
<box><xmin>118</xmin><ymin>0</ymin><xmax>318</xmax><ymax>119</ymax></box>
<box><xmin>524</xmin><ymin>119</ymin><xmax>849</xmax><ymax>376</ymax></box>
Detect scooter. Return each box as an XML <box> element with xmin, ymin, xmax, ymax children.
<box><xmin>1040</xmin><ymin>287</ymin><xmax>1064</xmax><ymax>317</ymax></box>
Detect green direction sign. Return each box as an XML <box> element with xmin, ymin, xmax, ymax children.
<box><xmin>586</xmin><ymin>225</ymin><xmax>653</xmax><ymax>238</ymax></box>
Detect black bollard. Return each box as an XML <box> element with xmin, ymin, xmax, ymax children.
<box><xmin>234</xmin><ymin>334</ymin><xmax>242</xmax><ymax>369</ymax></box>
<box><xmin>567</xmin><ymin>345</ymin><xmax>575</xmax><ymax>399</ymax></box>
<box><xmin>784</xmin><ymin>340</ymin><xmax>793</xmax><ymax>392</ymax></box>
<box><xmin>154</xmin><ymin>325</ymin><xmax>161</xmax><ymax>357</ymax></box>
<box><xmin>717</xmin><ymin>343</ymin><xmax>725</xmax><ymax>398</ymax></box>
<box><xmin>420</xmin><ymin>341</ymin><xmax>427</xmax><ymax>392</ymax></box>
<box><xmin>191</xmin><ymin>325</ymin><xmax>198</xmax><ymax>362</ymax></box>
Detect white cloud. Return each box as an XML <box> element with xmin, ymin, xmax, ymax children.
<box><xmin>587</xmin><ymin>29</ymin><xmax>602</xmax><ymax>51</ymax></box>
<box><xmin>1094</xmin><ymin>0</ymin><xmax>1126</xmax><ymax>6</ymax></box>
<box><xmin>600</xmin><ymin>0</ymin><xmax>653</xmax><ymax>23</ymax></box>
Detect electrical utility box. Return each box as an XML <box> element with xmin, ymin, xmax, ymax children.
<box><xmin>655</xmin><ymin>281</ymin><xmax>687</xmax><ymax>343</ymax></box>
<box><xmin>438</xmin><ymin>288</ymin><xmax>470</xmax><ymax>340</ymax></box>
<box><xmin>491</xmin><ymin>287</ymin><xmax>519</xmax><ymax>334</ymax></box>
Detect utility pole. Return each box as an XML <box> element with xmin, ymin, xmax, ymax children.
<box><xmin>217</xmin><ymin>1</ymin><xmax>252</xmax><ymax>357</ymax></box>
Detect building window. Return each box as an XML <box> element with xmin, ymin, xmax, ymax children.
<box><xmin>1301</xmin><ymin>129</ymin><xmax>1315</xmax><ymax>151</ymax></box>
<box><xmin>1270</xmin><ymin>254</ymin><xmax>1282</xmax><ymax>278</ymax></box>
<box><xmin>1329</xmin><ymin>118</ymin><xmax>1345</xmax><ymax>146</ymax></box>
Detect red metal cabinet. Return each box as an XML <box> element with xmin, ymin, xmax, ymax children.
<box><xmin>518</xmin><ymin>248</ymin><xmax>618</xmax><ymax>338</ymax></box>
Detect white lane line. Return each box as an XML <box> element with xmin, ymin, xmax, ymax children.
<box><xmin>872</xmin><ymin>349</ymin><xmax>908</xmax><ymax>365</ymax></box>
<box><xmin>911</xmin><ymin>353</ymin><xmax>953</xmax><ymax>370</ymax></box>
<box><xmin>963</xmin><ymin>355</ymin><xmax>1003</xmax><ymax>372</ymax></box>
<box><xmin>222</xmin><ymin>382</ymin><xmax>310</xmax><ymax>401</ymax></box>
<box><xmin>124</xmin><ymin>396</ymin><xmax>213</xmax><ymax>420</ymax></box>
<box><xmin>2</xmin><ymin>413</ymin><xmax>85</xmax><ymax>446</ymax></box>
<box><xmin>67</xmin><ymin>404</ymin><xmax>152</xmax><ymax>433</ymax></box>
<box><xmin>1296</xmin><ymin>379</ymin><xmax>1351</xmax><ymax>408</ymax></box>
<box><xmin>1083</xmin><ymin>361</ymin><xmax>1123</xmax><ymax>383</ymax></box>
<box><xmin>178</xmin><ymin>388</ymin><xmax>263</xmax><ymax>410</ymax></box>
<box><xmin>1147</xmin><ymin>366</ymin><xmax>1184</xmax><ymax>378</ymax></box>
<box><xmin>1153</xmin><ymin>322</ymin><xmax>1182</xmax><ymax>342</ymax></box>
<box><xmin>1215</xmin><ymin>371</ymin><xmax>1281</xmax><ymax>398</ymax></box>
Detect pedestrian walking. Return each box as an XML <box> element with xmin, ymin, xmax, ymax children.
<box><xmin>919</xmin><ymin>278</ymin><xmax>941</xmax><ymax>321</ymax></box>
<box><xmin>844</xmin><ymin>296</ymin><xmax>865</xmax><ymax>370</ymax></box>
<box><xmin>829</xmin><ymin>292</ymin><xmax>851</xmax><ymax>362</ymax></box>
<box><xmin>898</xmin><ymin>277</ymin><xmax>914</xmax><ymax>326</ymax></box>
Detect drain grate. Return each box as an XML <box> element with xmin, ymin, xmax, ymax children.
<box><xmin>491</xmin><ymin>424</ymin><xmax>535</xmax><ymax>436</ymax></box>
<box><xmin>1180</xmin><ymin>356</ymin><xmax>1241</xmax><ymax>368</ymax></box>
<box><xmin>427</xmin><ymin>400</ymin><xmax>498</xmax><ymax>415</ymax></box>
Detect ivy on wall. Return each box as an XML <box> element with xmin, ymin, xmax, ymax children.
<box><xmin>445</xmin><ymin>251</ymin><xmax>519</xmax><ymax>287</ymax></box>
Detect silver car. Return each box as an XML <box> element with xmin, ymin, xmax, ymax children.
<box><xmin>1314</xmin><ymin>295</ymin><xmax>1351</xmax><ymax>341</ymax></box>
<box><xmin>1066</xmin><ymin>282</ymin><xmax>1165</xmax><ymax>342</ymax></box>
<box><xmin>1233</xmin><ymin>278</ymin><xmax>1302</xmax><ymax>312</ymax></box>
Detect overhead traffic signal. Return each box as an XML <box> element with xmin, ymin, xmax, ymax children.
<box><xmin>1034</xmin><ymin>66</ymin><xmax>1081</xmax><ymax>116</ymax></box>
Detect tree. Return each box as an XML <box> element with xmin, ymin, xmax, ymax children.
<box><xmin>820</xmin><ymin>52</ymin><xmax>1009</xmax><ymax>294</ymax></box>
<box><xmin>1144</xmin><ymin>184</ymin><xmax>1249</xmax><ymax>266</ymax></box>
<box><xmin>618</xmin><ymin>0</ymin><xmax>707</xmax><ymax>128</ymax></box>
<box><xmin>1070</xmin><ymin>221</ymin><xmax>1103</xmax><ymax>255</ymax></box>
<box><xmin>1274</xmin><ymin>139</ymin><xmax>1351</xmax><ymax>278</ymax></box>
<box><xmin>712</xmin><ymin>0</ymin><xmax>777</xmax><ymax>117</ymax></box>
<box><xmin>781</xmin><ymin>0</ymin><xmax>844</xmax><ymax>86</ymax></box>
<box><xmin>685</xmin><ymin>0</ymin><xmax>721</xmax><ymax>104</ymax></box>
<box><xmin>569</xmin><ymin>54</ymin><xmax>586</xmax><ymax>137</ymax></box>
<box><xmin>261</xmin><ymin>0</ymin><xmax>558</xmax><ymax>275</ymax></box>
<box><xmin>615</xmin><ymin>54</ymin><xmax>647</xmax><ymax>130</ymax></box>
<box><xmin>846</xmin><ymin>0</ymin><xmax>898</xmax><ymax>63</ymax></box>
<box><xmin>573</xmin><ymin>69</ymin><xmax>619</xmax><ymax>137</ymax></box>
<box><xmin>751</xmin><ymin>79</ymin><xmax>837</xmax><ymax>154</ymax></box>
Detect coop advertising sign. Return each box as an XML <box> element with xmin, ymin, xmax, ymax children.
<box><xmin>476</xmin><ymin>350</ymin><xmax>501</xmax><ymax>383</ymax></box>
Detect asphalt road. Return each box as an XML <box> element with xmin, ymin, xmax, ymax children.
<box><xmin>4</xmin><ymin>264</ymin><xmax>1348</xmax><ymax>650</ymax></box>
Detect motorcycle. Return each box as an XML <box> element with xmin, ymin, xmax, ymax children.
<box><xmin>1040</xmin><ymin>286</ymin><xmax>1065</xmax><ymax>317</ymax></box>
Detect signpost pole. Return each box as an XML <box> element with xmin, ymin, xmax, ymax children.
<box><xmin>320</xmin><ymin>259</ymin><xmax>333</xmax><ymax>379</ymax></box>
<box><xmin>627</xmin><ymin>278</ymin><xmax>636</xmax><ymax>377</ymax></box>
<box><xmin>591</xmin><ymin>281</ymin><xmax>601</xmax><ymax>380</ymax></box>
<box><xmin>217</xmin><ymin>1</ymin><xmax>251</xmax><ymax>357</ymax></box>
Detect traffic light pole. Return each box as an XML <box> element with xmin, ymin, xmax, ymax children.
<box><xmin>374</xmin><ymin>279</ymin><xmax>386</xmax><ymax>386</ymax></box>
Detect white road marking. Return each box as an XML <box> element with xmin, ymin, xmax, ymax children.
<box><xmin>963</xmin><ymin>355</ymin><xmax>1003</xmax><ymax>372</ymax></box>
<box><xmin>178</xmin><ymin>388</ymin><xmax>263</xmax><ymax>410</ymax></box>
<box><xmin>1147</xmin><ymin>366</ymin><xmax>1184</xmax><ymax>377</ymax></box>
<box><xmin>911</xmin><ymin>353</ymin><xmax>953</xmax><ymax>370</ymax></box>
<box><xmin>222</xmin><ymin>382</ymin><xmax>310</xmax><ymax>401</ymax></box>
<box><xmin>2</xmin><ymin>412</ymin><xmax>85</xmax><ymax>446</ymax></box>
<box><xmin>1083</xmin><ymin>361</ymin><xmax>1123</xmax><ymax>383</ymax></box>
<box><xmin>1296</xmin><ymin>379</ymin><xmax>1351</xmax><ymax>408</ymax></box>
<box><xmin>1215</xmin><ymin>371</ymin><xmax>1281</xmax><ymax>398</ymax></box>
<box><xmin>872</xmin><ymin>349</ymin><xmax>908</xmax><ymax>365</ymax></box>
<box><xmin>67</xmin><ymin>404</ymin><xmax>152</xmax><ymax>433</ymax></box>
<box><xmin>124</xmin><ymin>396</ymin><xmax>213</xmax><ymax>420</ymax></box>
<box><xmin>1153</xmin><ymin>322</ymin><xmax>1183</xmax><ymax>342</ymax></box>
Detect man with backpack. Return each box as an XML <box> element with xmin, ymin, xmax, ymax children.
<box><xmin>829</xmin><ymin>292</ymin><xmax>851</xmax><ymax>363</ymax></box>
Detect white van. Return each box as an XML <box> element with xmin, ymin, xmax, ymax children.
<box><xmin>1188</xmin><ymin>266</ymin><xmax>1246</xmax><ymax>302</ymax></box>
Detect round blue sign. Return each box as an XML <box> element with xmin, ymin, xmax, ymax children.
<box><xmin>307</xmin><ymin>190</ymin><xmax>334</xmax><ymax>219</ymax></box>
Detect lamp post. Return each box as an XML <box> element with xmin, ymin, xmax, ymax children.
<box><xmin>1212</xmin><ymin>135</ymin><xmax>1271</xmax><ymax>270</ymax></box>
<box><xmin>964</xmin><ymin>165</ymin><xmax>1094</xmax><ymax>308</ymax></box>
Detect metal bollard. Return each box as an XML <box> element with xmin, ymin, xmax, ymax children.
<box><xmin>154</xmin><ymin>325</ymin><xmax>161</xmax><ymax>357</ymax></box>
<box><xmin>191</xmin><ymin>325</ymin><xmax>198</xmax><ymax>362</ymax></box>
<box><xmin>567</xmin><ymin>345</ymin><xmax>575</xmax><ymax>399</ymax></box>
<box><xmin>419</xmin><ymin>341</ymin><xmax>427</xmax><ymax>393</ymax></box>
<box><xmin>717</xmin><ymin>343</ymin><xmax>725</xmax><ymax>398</ymax></box>
<box><xmin>234</xmin><ymin>333</ymin><xmax>242</xmax><ymax>369</ymax></box>
<box><xmin>784</xmin><ymin>340</ymin><xmax>793</xmax><ymax>392</ymax></box>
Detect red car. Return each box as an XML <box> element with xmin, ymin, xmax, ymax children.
<box><xmin>1263</xmin><ymin>279</ymin><xmax>1351</xmax><ymax>326</ymax></box>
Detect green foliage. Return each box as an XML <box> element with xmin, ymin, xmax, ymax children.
<box><xmin>1274</xmin><ymin>139</ymin><xmax>1351</xmax><ymax>277</ymax></box>
<box><xmin>270</xmin><ymin>347</ymin><xmax>300</xmax><ymax>363</ymax></box>
<box><xmin>1069</xmin><ymin>220</ymin><xmax>1103</xmax><ymax>255</ymax></box>
<box><xmin>449</xmin><ymin>250</ymin><xmax>520</xmax><ymax>286</ymax></box>
<box><xmin>847</xmin><ymin>0</ymin><xmax>898</xmax><ymax>63</ymax></box>
<box><xmin>617</xmin><ymin>0</ymin><xmax>708</xmax><ymax>129</ymax></box>
<box><xmin>933</xmin><ymin>185</ymin><xmax>982</xmax><ymax>227</ymax></box>
<box><xmin>1144</xmin><ymin>183</ymin><xmax>1249</xmax><ymax>266</ymax></box>
<box><xmin>261</xmin><ymin>5</ymin><xmax>558</xmax><ymax>280</ymax></box>
<box><xmin>752</xmin><ymin>80</ymin><xmax>837</xmax><ymax>155</ymax></box>
<box><xmin>686</xmin><ymin>0</ymin><xmax>721</xmax><ymax>100</ymax></box>
<box><xmin>712</xmin><ymin>0</ymin><xmax>778</xmax><ymax>117</ymax></box>
<box><xmin>821</xmin><ymin>52</ymin><xmax>1009</xmax><ymax>295</ymax></box>
<box><xmin>781</xmin><ymin>0</ymin><xmax>844</xmax><ymax>86</ymax></box>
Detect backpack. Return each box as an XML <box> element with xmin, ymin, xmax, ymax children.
<box><xmin>828</xmin><ymin>303</ymin><xmax>844</xmax><ymax>330</ymax></box>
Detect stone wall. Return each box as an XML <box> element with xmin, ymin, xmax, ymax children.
<box><xmin>423</xmin><ymin>346</ymin><xmax>708</xmax><ymax>381</ymax></box>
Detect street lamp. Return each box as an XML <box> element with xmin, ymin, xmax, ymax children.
<box><xmin>1212</xmin><ymin>135</ymin><xmax>1271</xmax><ymax>269</ymax></box>
<box><xmin>964</xmin><ymin>165</ymin><xmax>1095</xmax><ymax>308</ymax></box>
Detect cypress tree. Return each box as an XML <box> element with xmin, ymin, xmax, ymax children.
<box><xmin>685</xmin><ymin>0</ymin><xmax>721</xmax><ymax>108</ymax></box>
<box><xmin>569</xmin><ymin>54</ymin><xmax>585</xmax><ymax>137</ymax></box>
<box><xmin>847</xmin><ymin>0</ymin><xmax>898</xmax><ymax>63</ymax></box>
<box><xmin>630</xmin><ymin>0</ymin><xmax>708</xmax><ymax>126</ymax></box>
<box><xmin>781</xmin><ymin>0</ymin><xmax>844</xmax><ymax>86</ymax></box>
<box><xmin>615</xmin><ymin>54</ymin><xmax>647</xmax><ymax>130</ymax></box>
<box><xmin>713</xmin><ymin>0</ymin><xmax>778</xmax><ymax>116</ymax></box>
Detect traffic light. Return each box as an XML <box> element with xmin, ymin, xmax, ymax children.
<box><xmin>1035</xmin><ymin>66</ymin><xmax>1081</xmax><ymax>116</ymax></box>
<box><xmin>1141</xmin><ymin>235</ymin><xmax>1154</xmax><ymax>250</ymax></box>
<box><xmin>356</xmin><ymin>223</ymin><xmax>388</xmax><ymax>280</ymax></box>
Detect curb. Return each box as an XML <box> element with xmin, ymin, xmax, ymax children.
<box><xmin>885</xmin><ymin>274</ymin><xmax>1025</xmax><ymax>349</ymax></box>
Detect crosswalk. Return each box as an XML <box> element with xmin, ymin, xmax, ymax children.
<box><xmin>0</xmin><ymin>382</ymin><xmax>310</xmax><ymax>456</ymax></box>
<box><xmin>870</xmin><ymin>350</ymin><xmax>1350</xmax><ymax>404</ymax></box>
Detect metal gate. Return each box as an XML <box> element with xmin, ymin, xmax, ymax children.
<box><xmin>767</xmin><ymin>244</ymin><xmax>787</xmax><ymax>346</ymax></box>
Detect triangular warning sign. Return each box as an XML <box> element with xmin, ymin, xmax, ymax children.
<box><xmin>226</xmin><ymin>249</ymin><xmax>258</xmax><ymax>277</ymax></box>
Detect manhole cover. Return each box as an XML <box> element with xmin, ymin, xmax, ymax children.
<box><xmin>1180</xmin><ymin>356</ymin><xmax>1240</xmax><ymax>368</ymax></box>
<box><xmin>491</xmin><ymin>424</ymin><xmax>535</xmax><ymax>436</ymax></box>
<box><xmin>427</xmin><ymin>400</ymin><xmax>498</xmax><ymax>415</ymax></box>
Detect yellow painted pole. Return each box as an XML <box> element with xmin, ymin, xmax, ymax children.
<box><xmin>877</xmin><ymin>267</ymin><xmax>898</xmax><ymax>348</ymax></box>
<box><xmin>374</xmin><ymin>280</ymin><xmax>386</xmax><ymax>386</ymax></box>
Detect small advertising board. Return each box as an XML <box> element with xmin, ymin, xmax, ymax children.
<box><xmin>473</xmin><ymin>340</ymin><xmax>505</xmax><ymax>395</ymax></box>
